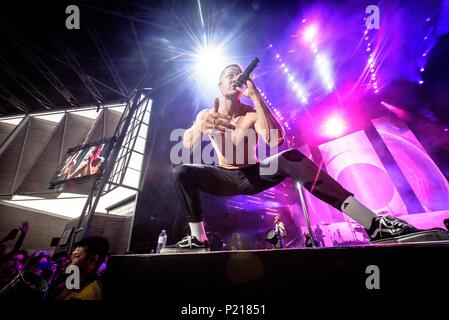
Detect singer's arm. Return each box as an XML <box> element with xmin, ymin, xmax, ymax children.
<box><xmin>245</xmin><ymin>81</ymin><xmax>285</xmax><ymax>148</ymax></box>
<box><xmin>183</xmin><ymin>109</ymin><xmax>209</xmax><ymax>149</ymax></box>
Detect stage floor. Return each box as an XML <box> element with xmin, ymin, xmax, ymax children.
<box><xmin>102</xmin><ymin>241</ymin><xmax>449</xmax><ymax>302</ymax></box>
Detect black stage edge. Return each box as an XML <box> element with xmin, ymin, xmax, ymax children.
<box><xmin>103</xmin><ymin>243</ymin><xmax>449</xmax><ymax>306</ymax></box>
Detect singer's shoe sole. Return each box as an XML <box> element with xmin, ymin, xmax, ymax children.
<box><xmin>371</xmin><ymin>228</ymin><xmax>449</xmax><ymax>244</ymax></box>
<box><xmin>159</xmin><ymin>246</ymin><xmax>210</xmax><ymax>254</ymax></box>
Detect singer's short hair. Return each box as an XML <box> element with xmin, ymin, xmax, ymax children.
<box><xmin>219</xmin><ymin>64</ymin><xmax>243</xmax><ymax>81</ymax></box>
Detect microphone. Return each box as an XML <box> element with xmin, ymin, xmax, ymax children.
<box><xmin>233</xmin><ymin>57</ymin><xmax>260</xmax><ymax>88</ymax></box>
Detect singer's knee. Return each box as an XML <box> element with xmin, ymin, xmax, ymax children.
<box><xmin>277</xmin><ymin>148</ymin><xmax>305</xmax><ymax>173</ymax></box>
<box><xmin>279</xmin><ymin>148</ymin><xmax>306</xmax><ymax>162</ymax></box>
<box><xmin>172</xmin><ymin>164</ymin><xmax>190</xmax><ymax>182</ymax></box>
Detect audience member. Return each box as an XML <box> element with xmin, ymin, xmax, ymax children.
<box><xmin>51</xmin><ymin>236</ymin><xmax>109</xmax><ymax>300</ymax></box>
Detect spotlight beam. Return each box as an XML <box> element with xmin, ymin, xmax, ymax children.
<box><xmin>197</xmin><ymin>0</ymin><xmax>205</xmax><ymax>28</ymax></box>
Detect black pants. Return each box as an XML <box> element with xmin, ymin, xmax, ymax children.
<box><xmin>172</xmin><ymin>148</ymin><xmax>353</xmax><ymax>223</ymax></box>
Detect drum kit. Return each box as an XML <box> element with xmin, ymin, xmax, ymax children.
<box><xmin>265</xmin><ymin>229</ymin><xmax>278</xmax><ymax>245</ymax></box>
<box><xmin>264</xmin><ymin>221</ymin><xmax>369</xmax><ymax>248</ymax></box>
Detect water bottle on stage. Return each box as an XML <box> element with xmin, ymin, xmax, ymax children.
<box><xmin>156</xmin><ymin>230</ymin><xmax>167</xmax><ymax>253</ymax></box>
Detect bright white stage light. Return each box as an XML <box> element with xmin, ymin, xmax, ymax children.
<box><xmin>303</xmin><ymin>25</ymin><xmax>318</xmax><ymax>43</ymax></box>
<box><xmin>315</xmin><ymin>54</ymin><xmax>334</xmax><ymax>91</ymax></box>
<box><xmin>322</xmin><ymin>115</ymin><xmax>346</xmax><ymax>138</ymax></box>
<box><xmin>192</xmin><ymin>41</ymin><xmax>230</xmax><ymax>98</ymax></box>
<box><xmin>194</xmin><ymin>43</ymin><xmax>227</xmax><ymax>80</ymax></box>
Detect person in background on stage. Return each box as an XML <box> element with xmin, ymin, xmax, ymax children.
<box><xmin>167</xmin><ymin>63</ymin><xmax>437</xmax><ymax>252</ymax></box>
<box><xmin>274</xmin><ymin>215</ymin><xmax>287</xmax><ymax>249</ymax></box>
<box><xmin>314</xmin><ymin>224</ymin><xmax>325</xmax><ymax>247</ymax></box>
<box><xmin>334</xmin><ymin>229</ymin><xmax>344</xmax><ymax>245</ymax></box>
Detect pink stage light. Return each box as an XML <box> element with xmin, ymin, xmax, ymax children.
<box><xmin>322</xmin><ymin>115</ymin><xmax>347</xmax><ymax>138</ymax></box>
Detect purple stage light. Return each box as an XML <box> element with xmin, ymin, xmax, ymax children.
<box><xmin>272</xmin><ymin>45</ymin><xmax>308</xmax><ymax>104</ymax></box>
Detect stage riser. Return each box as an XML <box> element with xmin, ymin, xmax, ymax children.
<box><xmin>102</xmin><ymin>245</ymin><xmax>449</xmax><ymax>300</ymax></box>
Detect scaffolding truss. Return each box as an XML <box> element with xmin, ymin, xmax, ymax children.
<box><xmin>69</xmin><ymin>89</ymin><xmax>152</xmax><ymax>250</ymax></box>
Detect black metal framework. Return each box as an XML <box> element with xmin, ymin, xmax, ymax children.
<box><xmin>68</xmin><ymin>89</ymin><xmax>152</xmax><ymax>252</ymax></box>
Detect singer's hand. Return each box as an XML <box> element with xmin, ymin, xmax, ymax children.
<box><xmin>235</xmin><ymin>78</ymin><xmax>259</xmax><ymax>98</ymax></box>
<box><xmin>200</xmin><ymin>98</ymin><xmax>236</xmax><ymax>133</ymax></box>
